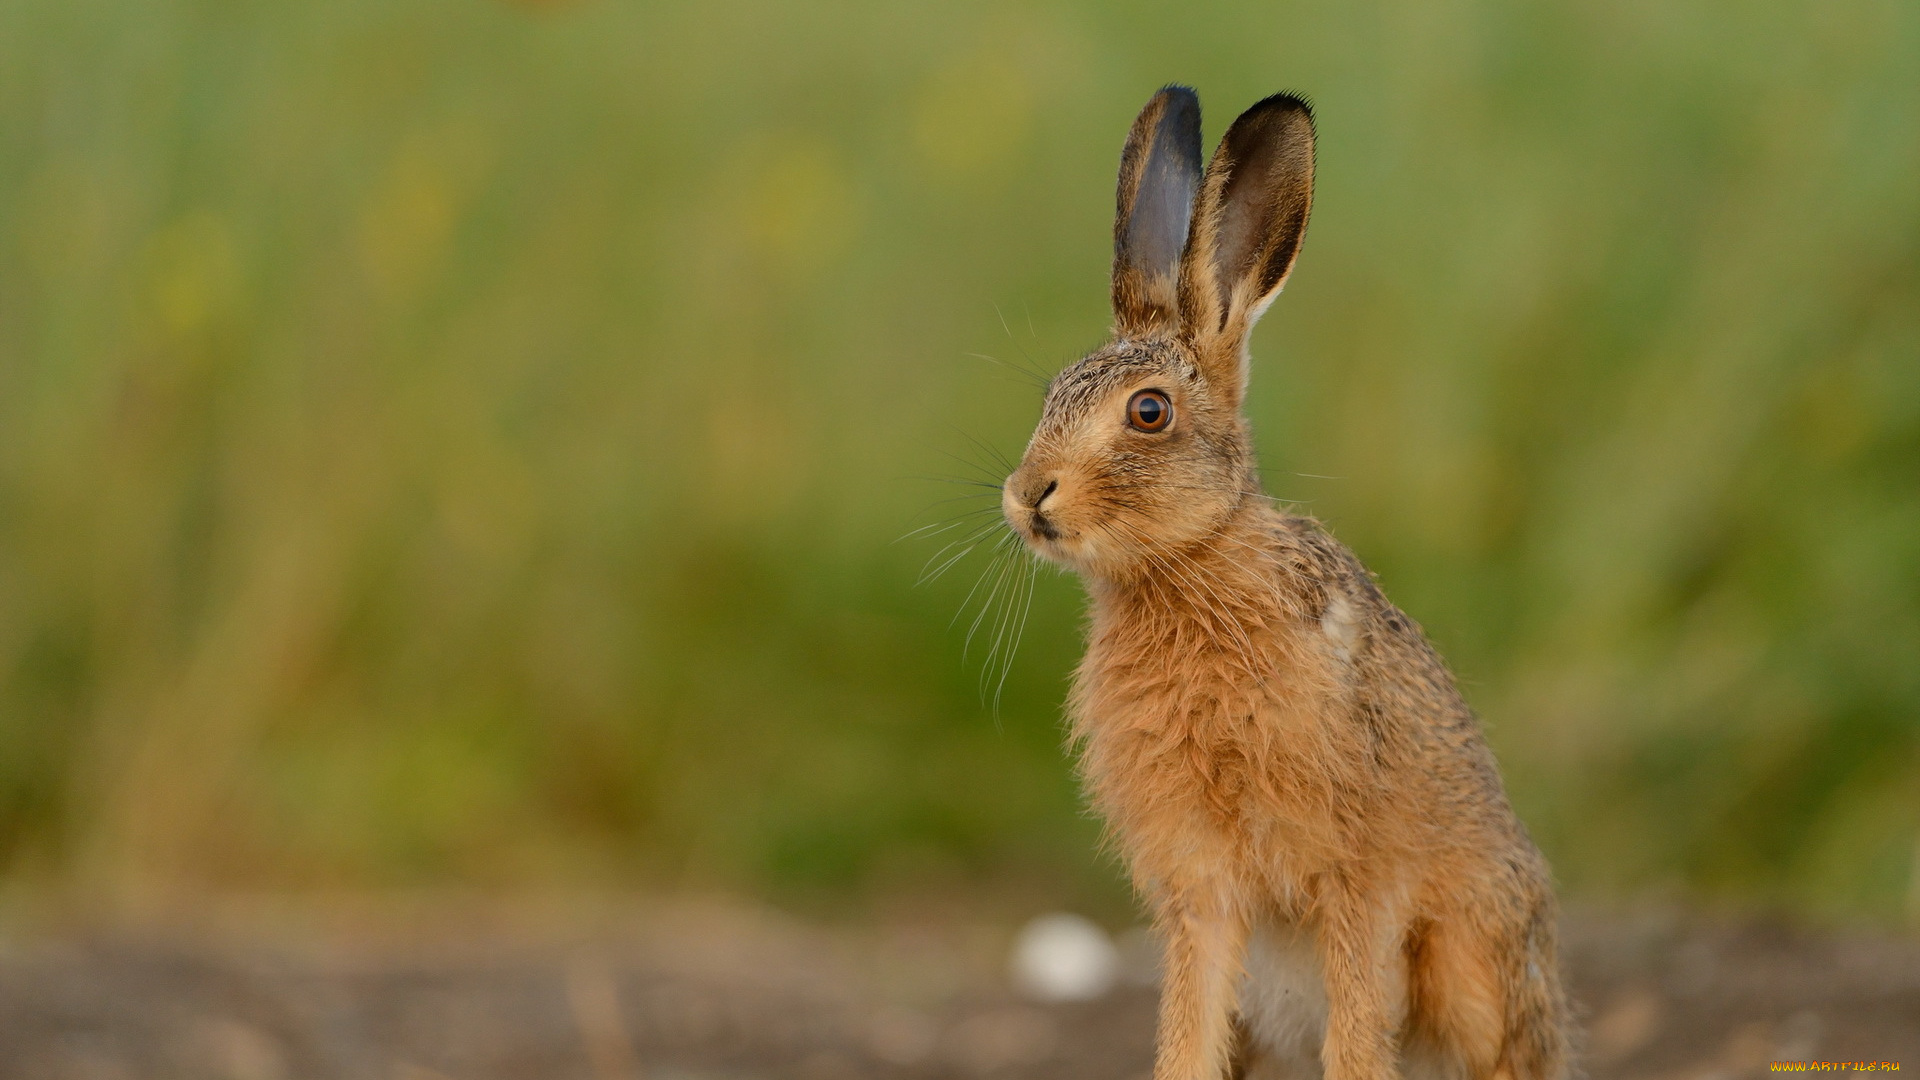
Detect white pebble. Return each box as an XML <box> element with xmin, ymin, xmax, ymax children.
<box><xmin>1010</xmin><ymin>912</ymin><xmax>1119</xmax><ymax>1002</ymax></box>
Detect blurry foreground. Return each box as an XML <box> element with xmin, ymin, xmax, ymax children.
<box><xmin>3</xmin><ymin>899</ymin><xmax>1919</xmax><ymax>1078</ymax></box>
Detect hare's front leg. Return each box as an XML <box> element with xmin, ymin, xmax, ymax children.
<box><xmin>1151</xmin><ymin>887</ymin><xmax>1250</xmax><ymax>1080</ymax></box>
<box><xmin>1315</xmin><ymin>881</ymin><xmax>1406</xmax><ymax>1080</ymax></box>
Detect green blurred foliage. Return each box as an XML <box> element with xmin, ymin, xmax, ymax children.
<box><xmin>0</xmin><ymin>0</ymin><xmax>1916</xmax><ymax>921</ymax></box>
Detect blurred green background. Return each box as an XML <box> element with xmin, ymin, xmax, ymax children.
<box><xmin>1</xmin><ymin>0</ymin><xmax>1916</xmax><ymax>924</ymax></box>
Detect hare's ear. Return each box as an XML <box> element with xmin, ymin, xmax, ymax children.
<box><xmin>1111</xmin><ymin>85</ymin><xmax>1202</xmax><ymax>337</ymax></box>
<box><xmin>1178</xmin><ymin>93</ymin><xmax>1314</xmax><ymax>400</ymax></box>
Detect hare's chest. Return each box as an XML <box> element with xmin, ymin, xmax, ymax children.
<box><xmin>1072</xmin><ymin>684</ymin><xmax>1308</xmax><ymax>887</ymax></box>
<box><xmin>1072</xmin><ymin>664</ymin><xmax>1285</xmax><ymax>821</ymax></box>
<box><xmin>1068</xmin><ymin>628</ymin><xmax>1354</xmax><ymax>877</ymax></box>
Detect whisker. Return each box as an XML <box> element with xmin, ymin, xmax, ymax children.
<box><xmin>948</xmin><ymin>537</ymin><xmax>1011</xmax><ymax>629</ymax></box>
<box><xmin>935</xmin><ymin>447</ymin><xmax>1010</xmax><ymax>486</ymax></box>
<box><xmin>899</xmin><ymin>518</ymin><xmax>967</xmax><ymax>544</ymax></box>
<box><xmin>991</xmin><ymin>303</ymin><xmax>1054</xmax><ymax>384</ymax></box>
<box><xmin>918</xmin><ymin>522</ymin><xmax>1006</xmax><ymax>586</ymax></box>
<box><xmin>904</xmin><ymin>496</ymin><xmax>1002</xmax><ymax>518</ymax></box>
<box><xmin>964</xmin><ymin>352</ymin><xmax>1049</xmax><ymax>390</ymax></box>
<box><xmin>956</xmin><ymin>429</ymin><xmax>1018</xmax><ymax>476</ymax></box>
<box><xmin>897</xmin><ymin>507</ymin><xmax>999</xmax><ymax>546</ymax></box>
<box><xmin>964</xmin><ymin>542</ymin><xmax>1020</xmax><ymax>664</ymax></box>
<box><xmin>902</xmin><ymin>475</ymin><xmax>1005</xmax><ymax>491</ymax></box>
<box><xmin>981</xmin><ymin>553</ymin><xmax>1020</xmax><ymax>705</ymax></box>
<box><xmin>991</xmin><ymin>554</ymin><xmax>1040</xmax><ymax>713</ymax></box>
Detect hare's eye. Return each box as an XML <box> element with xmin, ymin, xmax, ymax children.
<box><xmin>1127</xmin><ymin>389</ymin><xmax>1172</xmax><ymax>432</ymax></box>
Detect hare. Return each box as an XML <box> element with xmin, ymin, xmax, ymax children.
<box><xmin>999</xmin><ymin>87</ymin><xmax>1572</xmax><ymax>1080</ymax></box>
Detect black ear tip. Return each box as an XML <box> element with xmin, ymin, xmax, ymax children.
<box><xmin>1158</xmin><ymin>83</ymin><xmax>1200</xmax><ymax>106</ymax></box>
<box><xmin>1248</xmin><ymin>90</ymin><xmax>1315</xmax><ymax>130</ymax></box>
<box><xmin>1154</xmin><ymin>84</ymin><xmax>1202</xmax><ymax>124</ymax></box>
<box><xmin>1144</xmin><ymin>84</ymin><xmax>1202</xmax><ymax>160</ymax></box>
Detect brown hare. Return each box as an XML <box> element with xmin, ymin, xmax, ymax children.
<box><xmin>999</xmin><ymin>86</ymin><xmax>1572</xmax><ymax>1080</ymax></box>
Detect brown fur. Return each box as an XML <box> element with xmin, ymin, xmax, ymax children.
<box><xmin>1001</xmin><ymin>87</ymin><xmax>1572</xmax><ymax>1080</ymax></box>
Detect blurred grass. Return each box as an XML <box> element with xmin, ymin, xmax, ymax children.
<box><xmin>0</xmin><ymin>0</ymin><xmax>1916</xmax><ymax>922</ymax></box>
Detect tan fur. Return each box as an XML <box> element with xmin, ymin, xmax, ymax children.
<box><xmin>1001</xmin><ymin>88</ymin><xmax>1572</xmax><ymax>1080</ymax></box>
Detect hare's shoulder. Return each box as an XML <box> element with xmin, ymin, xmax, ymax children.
<box><xmin>1251</xmin><ymin>508</ymin><xmax>1438</xmax><ymax>655</ymax></box>
<box><xmin>1256</xmin><ymin>508</ymin><xmax>1485</xmax><ymax>738</ymax></box>
<box><xmin>1249</xmin><ymin>509</ymin><xmax>1378</xmax><ymax>610</ymax></box>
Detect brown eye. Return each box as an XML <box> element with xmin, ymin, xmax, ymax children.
<box><xmin>1127</xmin><ymin>389</ymin><xmax>1172</xmax><ymax>432</ymax></box>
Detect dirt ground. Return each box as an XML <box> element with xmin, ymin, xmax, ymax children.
<box><xmin>0</xmin><ymin>899</ymin><xmax>1914</xmax><ymax>1080</ymax></box>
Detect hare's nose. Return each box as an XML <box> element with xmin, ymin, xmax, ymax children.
<box><xmin>1004</xmin><ymin>469</ymin><xmax>1060</xmax><ymax>516</ymax></box>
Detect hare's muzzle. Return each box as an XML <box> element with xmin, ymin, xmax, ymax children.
<box><xmin>1004</xmin><ymin>470</ymin><xmax>1064</xmax><ymax>545</ymax></box>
